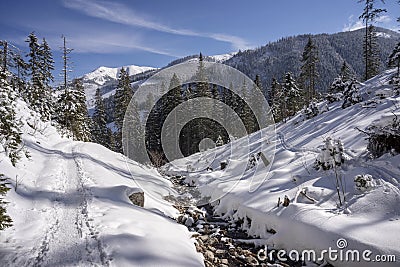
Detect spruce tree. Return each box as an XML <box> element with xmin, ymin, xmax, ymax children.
<box><xmin>282</xmin><ymin>72</ymin><xmax>301</xmax><ymax>120</ymax></box>
<box><xmin>340</xmin><ymin>61</ymin><xmax>355</xmax><ymax>82</ymax></box>
<box><xmin>57</xmin><ymin>78</ymin><xmax>91</xmax><ymax>141</ymax></box>
<box><xmin>358</xmin><ymin>0</ymin><xmax>386</xmax><ymax>80</ymax></box>
<box><xmin>114</xmin><ymin>68</ymin><xmax>133</xmax><ymax>152</ymax></box>
<box><xmin>0</xmin><ymin>68</ymin><xmax>23</xmax><ymax>166</ymax></box>
<box><xmin>270</xmin><ymin>78</ymin><xmax>283</xmax><ymax>122</ymax></box>
<box><xmin>11</xmin><ymin>52</ymin><xmax>28</xmax><ymax>95</ymax></box>
<box><xmin>300</xmin><ymin>36</ymin><xmax>319</xmax><ymax>104</ymax></box>
<box><xmin>38</xmin><ymin>38</ymin><xmax>54</xmax><ymax>121</ymax></box>
<box><xmin>124</xmin><ymin>99</ymin><xmax>144</xmax><ymax>161</ymax></box>
<box><xmin>92</xmin><ymin>88</ymin><xmax>109</xmax><ymax>147</ymax></box>
<box><xmin>388</xmin><ymin>42</ymin><xmax>400</xmax><ymax>77</ymax></box>
<box><xmin>365</xmin><ymin>25</ymin><xmax>382</xmax><ymax>79</ymax></box>
<box><xmin>25</xmin><ymin>33</ymin><xmax>54</xmax><ymax>121</ymax></box>
<box><xmin>0</xmin><ymin>174</ymin><xmax>12</xmax><ymax>230</ymax></box>
<box><xmin>342</xmin><ymin>81</ymin><xmax>362</xmax><ymax>108</ymax></box>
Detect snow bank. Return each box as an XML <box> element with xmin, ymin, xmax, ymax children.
<box><xmin>164</xmin><ymin>69</ymin><xmax>400</xmax><ymax>266</ymax></box>
<box><xmin>0</xmin><ymin>100</ymin><xmax>203</xmax><ymax>266</ymax></box>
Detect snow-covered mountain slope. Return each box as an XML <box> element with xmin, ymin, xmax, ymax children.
<box><xmin>164</xmin><ymin>69</ymin><xmax>400</xmax><ymax>266</ymax></box>
<box><xmin>0</xmin><ymin>100</ymin><xmax>203</xmax><ymax>266</ymax></box>
<box><xmin>82</xmin><ymin>65</ymin><xmax>155</xmax><ymax>109</ymax></box>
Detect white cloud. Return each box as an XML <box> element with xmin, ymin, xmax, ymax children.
<box><xmin>62</xmin><ymin>0</ymin><xmax>251</xmax><ymax>50</ymax></box>
<box><xmin>342</xmin><ymin>15</ymin><xmax>364</xmax><ymax>32</ymax></box>
<box><xmin>376</xmin><ymin>15</ymin><xmax>391</xmax><ymax>24</ymax></box>
<box><xmin>343</xmin><ymin>14</ymin><xmax>394</xmax><ymax>32</ymax></box>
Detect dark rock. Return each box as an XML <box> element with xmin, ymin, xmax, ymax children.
<box><xmin>128</xmin><ymin>189</ymin><xmax>144</xmax><ymax>207</ymax></box>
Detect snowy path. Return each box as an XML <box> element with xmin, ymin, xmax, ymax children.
<box><xmin>1</xmin><ymin>142</ymin><xmax>110</xmax><ymax>266</ymax></box>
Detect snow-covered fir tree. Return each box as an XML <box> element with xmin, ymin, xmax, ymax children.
<box><xmin>280</xmin><ymin>72</ymin><xmax>301</xmax><ymax>121</ymax></box>
<box><xmin>56</xmin><ymin>78</ymin><xmax>91</xmax><ymax>141</ymax></box>
<box><xmin>342</xmin><ymin>80</ymin><xmax>362</xmax><ymax>108</ymax></box>
<box><xmin>25</xmin><ymin>33</ymin><xmax>54</xmax><ymax>121</ymax></box>
<box><xmin>92</xmin><ymin>88</ymin><xmax>110</xmax><ymax>148</ymax></box>
<box><xmin>388</xmin><ymin>41</ymin><xmax>400</xmax><ymax>77</ymax></box>
<box><xmin>0</xmin><ymin>173</ymin><xmax>12</xmax><ymax>230</ymax></box>
<box><xmin>0</xmin><ymin>69</ymin><xmax>23</xmax><ymax>166</ymax></box>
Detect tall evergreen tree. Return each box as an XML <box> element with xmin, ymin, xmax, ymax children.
<box><xmin>358</xmin><ymin>0</ymin><xmax>386</xmax><ymax>80</ymax></box>
<box><xmin>92</xmin><ymin>88</ymin><xmax>109</xmax><ymax>147</ymax></box>
<box><xmin>0</xmin><ymin>68</ymin><xmax>23</xmax><ymax>166</ymax></box>
<box><xmin>340</xmin><ymin>61</ymin><xmax>356</xmax><ymax>82</ymax></box>
<box><xmin>0</xmin><ymin>174</ymin><xmax>12</xmax><ymax>230</ymax></box>
<box><xmin>25</xmin><ymin>33</ymin><xmax>54</xmax><ymax>121</ymax></box>
<box><xmin>270</xmin><ymin>78</ymin><xmax>283</xmax><ymax>122</ymax></box>
<box><xmin>57</xmin><ymin>78</ymin><xmax>91</xmax><ymax>141</ymax></box>
<box><xmin>165</xmin><ymin>73</ymin><xmax>183</xmax><ymax>158</ymax></box>
<box><xmin>281</xmin><ymin>72</ymin><xmax>301</xmax><ymax>121</ymax></box>
<box><xmin>124</xmin><ymin>98</ymin><xmax>144</xmax><ymax>161</ymax></box>
<box><xmin>39</xmin><ymin>38</ymin><xmax>54</xmax><ymax>120</ymax></box>
<box><xmin>61</xmin><ymin>35</ymin><xmax>73</xmax><ymax>91</ymax></box>
<box><xmin>300</xmin><ymin>36</ymin><xmax>319</xmax><ymax>104</ymax></box>
<box><xmin>388</xmin><ymin>42</ymin><xmax>400</xmax><ymax>77</ymax></box>
<box><xmin>114</xmin><ymin>67</ymin><xmax>133</xmax><ymax>152</ymax></box>
<box><xmin>11</xmin><ymin>52</ymin><xmax>28</xmax><ymax>95</ymax></box>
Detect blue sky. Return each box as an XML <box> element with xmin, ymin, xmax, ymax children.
<box><xmin>0</xmin><ymin>0</ymin><xmax>398</xmax><ymax>82</ymax></box>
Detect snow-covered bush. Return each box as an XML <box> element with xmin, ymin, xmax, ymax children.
<box><xmin>303</xmin><ymin>101</ymin><xmax>319</xmax><ymax>119</ymax></box>
<box><xmin>365</xmin><ymin>114</ymin><xmax>400</xmax><ymax>157</ymax></box>
<box><xmin>314</xmin><ymin>137</ymin><xmax>344</xmax><ymax>171</ymax></box>
<box><xmin>315</xmin><ymin>137</ymin><xmax>346</xmax><ymax>206</ymax></box>
<box><xmin>326</xmin><ymin>92</ymin><xmax>342</xmax><ymax>103</ymax></box>
<box><xmin>215</xmin><ymin>135</ymin><xmax>224</xmax><ymax>146</ymax></box>
<box><xmin>342</xmin><ymin>81</ymin><xmax>362</xmax><ymax>109</ymax></box>
<box><xmin>354</xmin><ymin>174</ymin><xmax>375</xmax><ymax>192</ymax></box>
<box><xmin>329</xmin><ymin>77</ymin><xmax>347</xmax><ymax>93</ymax></box>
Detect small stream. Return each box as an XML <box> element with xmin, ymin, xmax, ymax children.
<box><xmin>164</xmin><ymin>174</ymin><xmax>331</xmax><ymax>267</ymax></box>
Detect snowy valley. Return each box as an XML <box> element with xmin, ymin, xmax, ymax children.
<box><xmin>1</xmin><ymin>1</ymin><xmax>400</xmax><ymax>266</ymax></box>
<box><xmin>0</xmin><ymin>67</ymin><xmax>399</xmax><ymax>266</ymax></box>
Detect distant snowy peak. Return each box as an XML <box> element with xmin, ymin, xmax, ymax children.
<box><xmin>207</xmin><ymin>52</ymin><xmax>237</xmax><ymax>62</ymax></box>
<box><xmin>83</xmin><ymin>65</ymin><xmax>156</xmax><ymax>86</ymax></box>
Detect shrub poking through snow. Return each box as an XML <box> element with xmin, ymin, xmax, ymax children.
<box><xmin>303</xmin><ymin>101</ymin><xmax>319</xmax><ymax>119</ymax></box>
<box><xmin>315</xmin><ymin>137</ymin><xmax>346</xmax><ymax>206</ymax></box>
<box><xmin>354</xmin><ymin>174</ymin><xmax>375</xmax><ymax>192</ymax></box>
<box><xmin>314</xmin><ymin>137</ymin><xmax>344</xmax><ymax>171</ymax></box>
<box><xmin>215</xmin><ymin>135</ymin><xmax>224</xmax><ymax>146</ymax></box>
<box><xmin>363</xmin><ymin>114</ymin><xmax>400</xmax><ymax>157</ymax></box>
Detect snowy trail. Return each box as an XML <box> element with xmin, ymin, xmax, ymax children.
<box><xmin>2</xmin><ymin>142</ymin><xmax>109</xmax><ymax>266</ymax></box>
